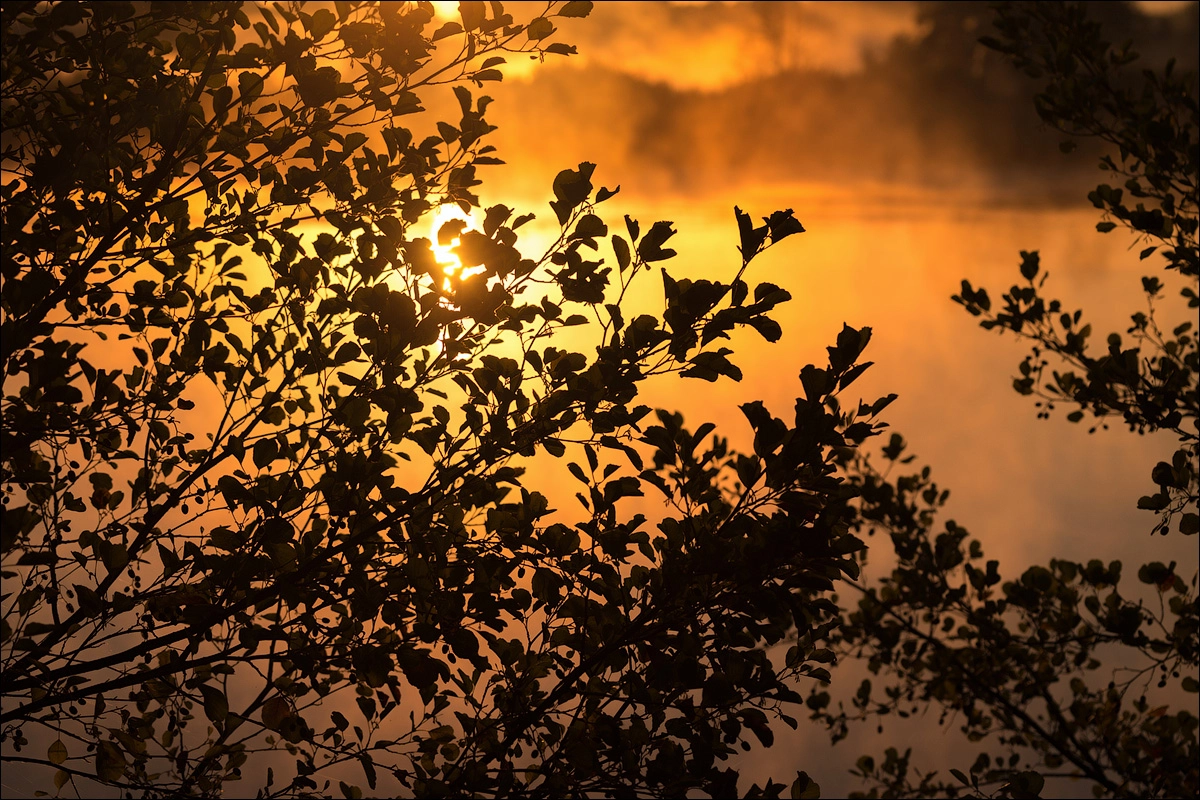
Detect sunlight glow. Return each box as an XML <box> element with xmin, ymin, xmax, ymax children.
<box><xmin>431</xmin><ymin>1</ymin><xmax>459</xmax><ymax>21</ymax></box>
<box><xmin>1133</xmin><ymin>1</ymin><xmax>1194</xmax><ymax>16</ymax></box>
<box><xmin>428</xmin><ymin>203</ymin><xmax>482</xmax><ymax>290</ymax></box>
<box><xmin>423</xmin><ymin>203</ymin><xmax>489</xmax><ymax>363</ymax></box>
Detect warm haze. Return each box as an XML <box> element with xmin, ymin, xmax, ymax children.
<box><xmin>2</xmin><ymin>2</ymin><xmax>1196</xmax><ymax>798</ymax></box>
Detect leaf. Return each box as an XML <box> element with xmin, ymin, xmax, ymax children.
<box><xmin>806</xmin><ymin>667</ymin><xmax>831</xmax><ymax>683</ymax></box>
<box><xmin>559</xmin><ymin>1</ymin><xmax>594</xmax><ymax>17</ymax></box>
<box><xmin>612</xmin><ymin>235</ymin><xmax>631</xmax><ymax>271</ymax></box>
<box><xmin>200</xmin><ymin>684</ymin><xmax>229</xmax><ymax>724</ymax></box>
<box><xmin>448</xmin><ymin>629</ymin><xmax>479</xmax><ymax>661</ymax></box>
<box><xmin>765</xmin><ymin>208</ymin><xmax>805</xmax><ymax>242</ymax></box>
<box><xmin>731</xmin><ymin>279</ymin><xmax>748</xmax><ymax>306</ymax></box>
<box><xmin>48</xmin><ymin>740</ymin><xmax>67</xmax><ymax>765</ymax></box>
<box><xmin>526</xmin><ymin>17</ymin><xmax>555</xmax><ymax>40</ymax></box>
<box><xmin>1008</xmin><ymin>770</ymin><xmax>1045</xmax><ymax>799</ymax></box>
<box><xmin>252</xmin><ymin>439</ymin><xmax>277</xmax><ymax>468</ymax></box>
<box><xmin>95</xmin><ymin>740</ymin><xmax>126</xmax><ymax>782</ymax></box>
<box><xmin>549</xmin><ymin>162</ymin><xmax>595</xmax><ymax>225</ymax></box>
<box><xmin>748</xmin><ymin>316</ymin><xmax>782</xmax><ymax>342</ymax></box>
<box><xmin>734</xmin><ymin>206</ymin><xmax>768</xmax><ymax>262</ymax></box>
<box><xmin>261</xmin><ymin>696</ymin><xmax>290</xmax><ymax>731</ymax></box>
<box><xmin>790</xmin><ymin>771</ymin><xmax>820</xmax><ymax>799</ymax></box>
<box><xmin>356</xmin><ymin>695</ymin><xmax>376</xmax><ymax>722</ymax></box>
<box><xmin>457</xmin><ymin>1</ymin><xmax>485</xmax><ymax>29</ymax></box>
<box><xmin>156</xmin><ymin>543</ymin><xmax>182</xmax><ymax>576</ymax></box>
<box><xmin>1137</xmin><ymin>493</ymin><xmax>1169</xmax><ymax>511</ymax></box>
<box><xmin>637</xmin><ymin>220</ymin><xmax>677</xmax><ymax>263</ymax></box>
<box><xmin>746</xmin><ymin>719</ymin><xmax>773</xmax><ymax>747</ymax></box>
<box><xmin>432</xmin><ymin>21</ymin><xmax>463</xmax><ymax>41</ymax></box>
<box><xmin>352</xmin><ymin>645</ymin><xmax>392</xmax><ymax>688</ymax></box>
<box><xmin>305</xmin><ymin>8</ymin><xmax>336</xmax><ymax>39</ymax></box>
<box><xmin>573</xmin><ymin>213</ymin><xmax>607</xmax><ymax>239</ymax></box>
<box><xmin>97</xmin><ymin>540</ymin><xmax>128</xmax><ymax>571</ymax></box>
<box><xmin>1019</xmin><ymin>250</ymin><xmax>1040</xmax><ymax>279</ymax></box>
<box><xmin>682</xmin><ymin>349</ymin><xmax>742</xmax><ymax>382</ymax></box>
<box><xmin>359</xmin><ymin>753</ymin><xmax>378</xmax><ymax>790</ymax></box>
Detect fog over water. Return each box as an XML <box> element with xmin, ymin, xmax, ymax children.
<box><xmin>468</xmin><ymin>1</ymin><xmax>1198</xmax><ymax>204</ymax></box>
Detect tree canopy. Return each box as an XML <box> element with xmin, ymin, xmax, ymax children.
<box><xmin>1</xmin><ymin>2</ymin><xmax>889</xmax><ymax>797</ymax></box>
<box><xmin>2</xmin><ymin>2</ymin><xmax>1196</xmax><ymax>799</ymax></box>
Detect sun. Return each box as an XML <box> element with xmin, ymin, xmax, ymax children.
<box><xmin>427</xmin><ymin>203</ymin><xmax>481</xmax><ymax>289</ymax></box>
<box><xmin>431</xmin><ymin>2</ymin><xmax>459</xmax><ymax>21</ymax></box>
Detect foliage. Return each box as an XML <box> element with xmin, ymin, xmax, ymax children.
<box><xmin>828</xmin><ymin>439</ymin><xmax>1197</xmax><ymax>799</ymax></box>
<box><xmin>955</xmin><ymin>0</ymin><xmax>1198</xmax><ymax>537</ymax></box>
<box><xmin>0</xmin><ymin>1</ymin><xmax>892</xmax><ymax>797</ymax></box>
<box><xmin>825</xmin><ymin>3</ymin><xmax>1199</xmax><ymax>798</ymax></box>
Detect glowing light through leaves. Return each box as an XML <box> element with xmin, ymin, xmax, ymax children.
<box><xmin>428</xmin><ymin>203</ymin><xmax>483</xmax><ymax>291</ymax></box>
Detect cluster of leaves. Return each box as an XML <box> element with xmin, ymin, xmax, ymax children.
<box><xmin>826</xmin><ymin>3</ymin><xmax>1199</xmax><ymax>798</ymax></box>
<box><xmin>953</xmin><ymin>0</ymin><xmax>1198</xmax><ymax>537</ymax></box>
<box><xmin>0</xmin><ymin>2</ymin><xmax>894</xmax><ymax>798</ymax></box>
<box><xmin>825</xmin><ymin>438</ymin><xmax>1197</xmax><ymax>799</ymax></box>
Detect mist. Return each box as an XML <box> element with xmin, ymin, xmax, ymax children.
<box><xmin>464</xmin><ymin>1</ymin><xmax>1199</xmax><ymax>205</ymax></box>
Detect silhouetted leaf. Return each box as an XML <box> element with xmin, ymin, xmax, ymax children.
<box><xmin>559</xmin><ymin>1</ymin><xmax>594</xmax><ymax>18</ymax></box>
<box><xmin>95</xmin><ymin>741</ymin><xmax>125</xmax><ymax>782</ymax></box>
<box><xmin>526</xmin><ymin>17</ymin><xmax>554</xmax><ymax>40</ymax></box>
<box><xmin>200</xmin><ymin>685</ymin><xmax>229</xmax><ymax>724</ymax></box>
